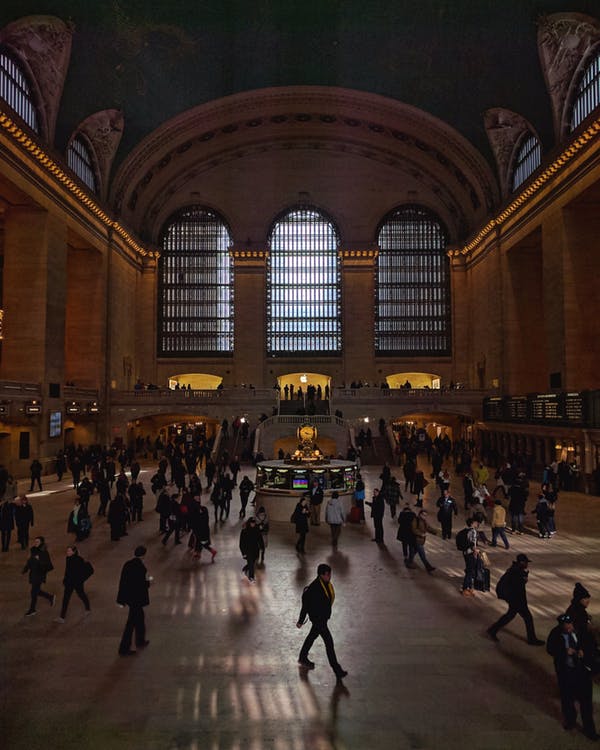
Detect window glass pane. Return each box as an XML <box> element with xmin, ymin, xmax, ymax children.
<box><xmin>570</xmin><ymin>51</ymin><xmax>600</xmax><ymax>131</ymax></box>
<box><xmin>67</xmin><ymin>135</ymin><xmax>97</xmax><ymax>193</ymax></box>
<box><xmin>376</xmin><ymin>206</ymin><xmax>450</xmax><ymax>356</ymax></box>
<box><xmin>0</xmin><ymin>50</ymin><xmax>39</xmax><ymax>132</ymax></box>
<box><xmin>267</xmin><ymin>208</ymin><xmax>341</xmax><ymax>355</ymax></box>
<box><xmin>511</xmin><ymin>133</ymin><xmax>541</xmax><ymax>192</ymax></box>
<box><xmin>158</xmin><ymin>207</ymin><xmax>233</xmax><ymax>356</ymax></box>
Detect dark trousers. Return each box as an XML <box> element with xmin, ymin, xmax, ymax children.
<box><xmin>29</xmin><ymin>582</ymin><xmax>53</xmax><ymax>612</ymax></box>
<box><xmin>60</xmin><ymin>583</ymin><xmax>90</xmax><ymax>618</ymax></box>
<box><xmin>296</xmin><ymin>531</ymin><xmax>307</xmax><ymax>553</ymax></box>
<box><xmin>299</xmin><ymin>620</ymin><xmax>343</xmax><ymax>676</ymax></box>
<box><xmin>243</xmin><ymin>555</ymin><xmax>257</xmax><ymax>580</ymax></box>
<box><xmin>407</xmin><ymin>543</ymin><xmax>434</xmax><ymax>570</ymax></box>
<box><xmin>489</xmin><ymin>602</ymin><xmax>538</xmax><ymax>641</ymax></box>
<box><xmin>399</xmin><ymin>539</ymin><xmax>411</xmax><ymax>559</ymax></box>
<box><xmin>329</xmin><ymin>524</ymin><xmax>342</xmax><ymax>547</ymax></box>
<box><xmin>1</xmin><ymin>529</ymin><xmax>11</xmax><ymax>551</ymax></box>
<box><xmin>162</xmin><ymin>522</ymin><xmax>181</xmax><ymax>545</ymax></box>
<box><xmin>119</xmin><ymin>605</ymin><xmax>146</xmax><ymax>653</ymax></box>
<box><xmin>557</xmin><ymin>668</ymin><xmax>596</xmax><ymax>734</ymax></box>
<box><xmin>131</xmin><ymin>506</ymin><xmax>143</xmax><ymax>522</ymax></box>
<box><xmin>440</xmin><ymin>518</ymin><xmax>453</xmax><ymax>539</ymax></box>
<box><xmin>17</xmin><ymin>524</ymin><xmax>30</xmax><ymax>550</ymax></box>
<box><xmin>30</xmin><ymin>476</ymin><xmax>42</xmax><ymax>492</ymax></box>
<box><xmin>373</xmin><ymin>516</ymin><xmax>384</xmax><ymax>543</ymax></box>
<box><xmin>240</xmin><ymin>494</ymin><xmax>249</xmax><ymax>517</ymax></box>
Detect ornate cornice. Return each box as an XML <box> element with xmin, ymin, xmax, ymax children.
<box><xmin>0</xmin><ymin>108</ymin><xmax>157</xmax><ymax>261</ymax></box>
<box><xmin>449</xmin><ymin>116</ymin><xmax>600</xmax><ymax>260</ymax></box>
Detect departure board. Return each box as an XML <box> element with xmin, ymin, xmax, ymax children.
<box><xmin>530</xmin><ymin>393</ymin><xmax>559</xmax><ymax>421</ymax></box>
<box><xmin>505</xmin><ymin>397</ymin><xmax>528</xmax><ymax>421</ymax></box>
<box><xmin>563</xmin><ymin>392</ymin><xmax>584</xmax><ymax>424</ymax></box>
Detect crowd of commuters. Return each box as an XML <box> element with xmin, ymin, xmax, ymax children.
<box><xmin>1</xmin><ymin>425</ymin><xmax>598</xmax><ymax>738</ymax></box>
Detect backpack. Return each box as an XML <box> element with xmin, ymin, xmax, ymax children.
<box><xmin>496</xmin><ymin>570</ymin><xmax>510</xmax><ymax>600</ymax></box>
<box><xmin>455</xmin><ymin>527</ymin><xmax>470</xmax><ymax>551</ymax></box>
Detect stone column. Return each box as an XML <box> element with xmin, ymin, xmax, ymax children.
<box><xmin>339</xmin><ymin>248</ymin><xmax>377</xmax><ymax>386</ymax></box>
<box><xmin>231</xmin><ymin>247</ymin><xmax>267</xmax><ymax>387</ymax></box>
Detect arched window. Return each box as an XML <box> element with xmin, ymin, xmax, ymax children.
<box><xmin>511</xmin><ymin>133</ymin><xmax>541</xmax><ymax>192</ymax></box>
<box><xmin>376</xmin><ymin>206</ymin><xmax>450</xmax><ymax>356</ymax></box>
<box><xmin>67</xmin><ymin>135</ymin><xmax>97</xmax><ymax>193</ymax></box>
<box><xmin>158</xmin><ymin>207</ymin><xmax>233</xmax><ymax>356</ymax></box>
<box><xmin>267</xmin><ymin>207</ymin><xmax>341</xmax><ymax>356</ymax></box>
<box><xmin>0</xmin><ymin>49</ymin><xmax>39</xmax><ymax>132</ymax></box>
<box><xmin>570</xmin><ymin>50</ymin><xmax>600</xmax><ymax>132</ymax></box>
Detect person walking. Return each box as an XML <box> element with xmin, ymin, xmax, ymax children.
<box><xmin>405</xmin><ymin>509</ymin><xmax>436</xmax><ymax>572</ymax></box>
<box><xmin>458</xmin><ymin>517</ymin><xmax>480</xmax><ymax>597</ymax></box>
<box><xmin>490</xmin><ymin>499</ymin><xmax>510</xmax><ymax>549</ymax></box>
<box><xmin>396</xmin><ymin>503</ymin><xmax>416</xmax><ymax>561</ymax></box>
<box><xmin>366</xmin><ymin>487</ymin><xmax>385</xmax><ymax>544</ymax></box>
<box><xmin>386</xmin><ymin>476</ymin><xmax>403</xmax><ymax>519</ymax></box>
<box><xmin>29</xmin><ymin>458</ymin><xmax>43</xmax><ymax>492</ymax></box>
<box><xmin>22</xmin><ymin>539</ymin><xmax>55</xmax><ymax>616</ymax></box>
<box><xmin>238</xmin><ymin>475</ymin><xmax>254</xmax><ymax>519</ymax></box>
<box><xmin>353</xmin><ymin>474</ymin><xmax>366</xmax><ymax>522</ymax></box>
<box><xmin>487</xmin><ymin>553</ymin><xmax>545</xmax><ymax>645</ymax></box>
<box><xmin>116</xmin><ymin>545</ymin><xmax>151</xmax><ymax>656</ymax></box>
<box><xmin>239</xmin><ymin>517</ymin><xmax>264</xmax><ymax>583</ymax></box>
<box><xmin>325</xmin><ymin>491</ymin><xmax>345</xmax><ymax>550</ymax></box>
<box><xmin>14</xmin><ymin>495</ymin><xmax>34</xmax><ymax>550</ymax></box>
<box><xmin>436</xmin><ymin>488</ymin><xmax>458</xmax><ymax>540</ymax></box>
<box><xmin>162</xmin><ymin>494</ymin><xmax>182</xmax><ymax>546</ymax></box>
<box><xmin>546</xmin><ymin>613</ymin><xmax>599</xmax><ymax>740</ymax></box>
<box><xmin>188</xmin><ymin>499</ymin><xmax>217</xmax><ymax>562</ymax></box>
<box><xmin>54</xmin><ymin>545</ymin><xmax>92</xmax><ymax>622</ymax></box>
<box><xmin>0</xmin><ymin>496</ymin><xmax>15</xmax><ymax>552</ymax></box>
<box><xmin>297</xmin><ymin>563</ymin><xmax>348</xmax><ymax>682</ymax></box>
<box><xmin>255</xmin><ymin>505</ymin><xmax>269</xmax><ymax>564</ymax></box>
<box><xmin>308</xmin><ymin>479</ymin><xmax>324</xmax><ymax>526</ymax></box>
<box><xmin>292</xmin><ymin>497</ymin><xmax>310</xmax><ymax>554</ymax></box>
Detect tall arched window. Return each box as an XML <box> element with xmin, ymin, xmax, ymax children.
<box><xmin>67</xmin><ymin>135</ymin><xmax>97</xmax><ymax>193</ymax></box>
<box><xmin>158</xmin><ymin>207</ymin><xmax>233</xmax><ymax>356</ymax></box>
<box><xmin>376</xmin><ymin>206</ymin><xmax>450</xmax><ymax>356</ymax></box>
<box><xmin>0</xmin><ymin>49</ymin><xmax>39</xmax><ymax>132</ymax></box>
<box><xmin>267</xmin><ymin>207</ymin><xmax>341</xmax><ymax>355</ymax></box>
<box><xmin>570</xmin><ymin>50</ymin><xmax>600</xmax><ymax>132</ymax></box>
<box><xmin>511</xmin><ymin>133</ymin><xmax>541</xmax><ymax>192</ymax></box>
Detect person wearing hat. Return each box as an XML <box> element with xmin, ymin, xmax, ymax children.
<box><xmin>487</xmin><ymin>553</ymin><xmax>544</xmax><ymax>645</ymax></box>
<box><xmin>566</xmin><ymin>583</ymin><xmax>598</xmax><ymax>676</ymax></box>
<box><xmin>116</xmin><ymin>546</ymin><xmax>151</xmax><ymax>656</ymax></box>
<box><xmin>546</xmin><ymin>613</ymin><xmax>599</xmax><ymax>739</ymax></box>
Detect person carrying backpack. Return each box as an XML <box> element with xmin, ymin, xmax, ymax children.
<box><xmin>457</xmin><ymin>517</ymin><xmax>480</xmax><ymax>597</ymax></box>
<box><xmin>487</xmin><ymin>553</ymin><xmax>544</xmax><ymax>645</ymax></box>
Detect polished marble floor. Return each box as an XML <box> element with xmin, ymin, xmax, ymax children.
<box><xmin>1</xmin><ymin>459</ymin><xmax>600</xmax><ymax>750</ymax></box>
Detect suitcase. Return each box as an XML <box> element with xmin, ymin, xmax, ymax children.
<box><xmin>348</xmin><ymin>506</ymin><xmax>362</xmax><ymax>524</ymax></box>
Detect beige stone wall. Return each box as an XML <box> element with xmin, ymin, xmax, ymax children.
<box><xmin>107</xmin><ymin>248</ymin><xmax>139</xmax><ymax>390</ymax></box>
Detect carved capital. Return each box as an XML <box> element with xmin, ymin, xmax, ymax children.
<box><xmin>537</xmin><ymin>12</ymin><xmax>600</xmax><ymax>139</ymax></box>
<box><xmin>0</xmin><ymin>15</ymin><xmax>72</xmax><ymax>142</ymax></box>
<box><xmin>75</xmin><ymin>109</ymin><xmax>124</xmax><ymax>201</ymax></box>
<box><xmin>484</xmin><ymin>108</ymin><xmax>537</xmax><ymax>198</ymax></box>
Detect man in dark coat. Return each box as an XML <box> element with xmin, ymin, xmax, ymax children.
<box><xmin>239</xmin><ymin>517</ymin><xmax>264</xmax><ymax>582</ymax></box>
<box><xmin>14</xmin><ymin>495</ymin><xmax>34</xmax><ymax>550</ymax></box>
<box><xmin>55</xmin><ymin>545</ymin><xmax>91</xmax><ymax>622</ymax></box>
<box><xmin>29</xmin><ymin>459</ymin><xmax>43</xmax><ymax>492</ymax></box>
<box><xmin>436</xmin><ymin>488</ymin><xmax>458</xmax><ymax>540</ymax></box>
<box><xmin>366</xmin><ymin>487</ymin><xmax>385</xmax><ymax>544</ymax></box>
<box><xmin>487</xmin><ymin>553</ymin><xmax>544</xmax><ymax>645</ymax></box>
<box><xmin>117</xmin><ymin>545</ymin><xmax>151</xmax><ymax>655</ymax></box>
<box><xmin>396</xmin><ymin>503</ymin><xmax>416</xmax><ymax>560</ymax></box>
<box><xmin>22</xmin><ymin>538</ymin><xmax>55</xmax><ymax>615</ymax></box>
<box><xmin>296</xmin><ymin>563</ymin><xmax>347</xmax><ymax>681</ymax></box>
<box><xmin>0</xmin><ymin>497</ymin><xmax>16</xmax><ymax>551</ymax></box>
<box><xmin>547</xmin><ymin>613</ymin><xmax>598</xmax><ymax>739</ymax></box>
<box><xmin>238</xmin><ymin>475</ymin><xmax>254</xmax><ymax>518</ymax></box>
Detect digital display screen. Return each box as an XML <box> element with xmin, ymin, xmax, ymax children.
<box><xmin>293</xmin><ymin>476</ymin><xmax>308</xmax><ymax>490</ymax></box>
<box><xmin>49</xmin><ymin>411</ymin><xmax>62</xmax><ymax>438</ymax></box>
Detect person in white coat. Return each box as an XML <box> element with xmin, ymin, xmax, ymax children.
<box><xmin>325</xmin><ymin>491</ymin><xmax>345</xmax><ymax>550</ymax></box>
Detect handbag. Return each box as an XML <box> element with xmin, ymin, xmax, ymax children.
<box><xmin>82</xmin><ymin>560</ymin><xmax>94</xmax><ymax>580</ymax></box>
<box><xmin>479</xmin><ymin>550</ymin><xmax>491</xmax><ymax>568</ymax></box>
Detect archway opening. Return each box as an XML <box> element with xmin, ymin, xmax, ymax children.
<box><xmin>168</xmin><ymin>373</ymin><xmax>223</xmax><ymax>390</ymax></box>
<box><xmin>386</xmin><ymin>372</ymin><xmax>441</xmax><ymax>389</ymax></box>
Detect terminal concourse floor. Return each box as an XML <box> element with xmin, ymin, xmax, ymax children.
<box><xmin>1</xmin><ymin>460</ymin><xmax>600</xmax><ymax>750</ymax></box>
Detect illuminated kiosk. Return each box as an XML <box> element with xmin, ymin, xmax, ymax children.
<box><xmin>255</xmin><ymin>424</ymin><xmax>358</xmax><ymax>522</ymax></box>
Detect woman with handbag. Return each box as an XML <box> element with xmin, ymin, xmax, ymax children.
<box><xmin>54</xmin><ymin>545</ymin><xmax>92</xmax><ymax>623</ymax></box>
